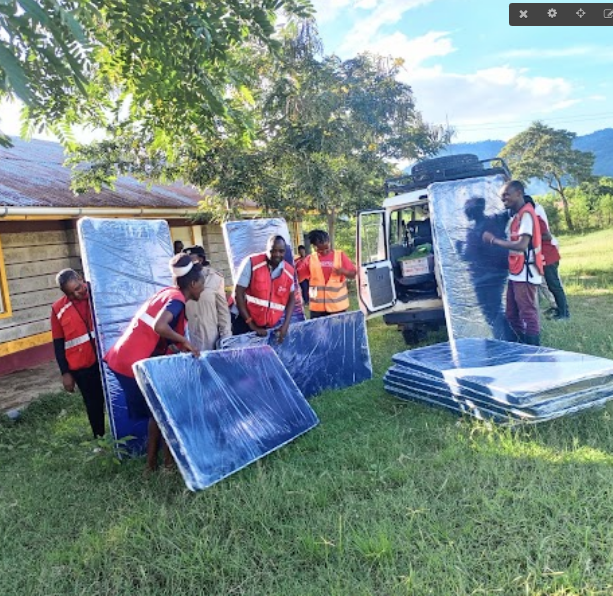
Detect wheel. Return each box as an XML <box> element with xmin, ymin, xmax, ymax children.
<box><xmin>402</xmin><ymin>326</ymin><xmax>428</xmax><ymax>346</ymax></box>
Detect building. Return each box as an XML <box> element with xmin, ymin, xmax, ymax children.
<box><xmin>0</xmin><ymin>137</ymin><xmax>260</xmax><ymax>393</ymax></box>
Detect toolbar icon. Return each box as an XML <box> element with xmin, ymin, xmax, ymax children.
<box><xmin>576</xmin><ymin>8</ymin><xmax>586</xmax><ymax>17</ymax></box>
<box><xmin>519</xmin><ymin>9</ymin><xmax>528</xmax><ymax>18</ymax></box>
<box><xmin>605</xmin><ymin>8</ymin><xmax>613</xmax><ymax>18</ymax></box>
<box><xmin>548</xmin><ymin>7</ymin><xmax>557</xmax><ymax>17</ymax></box>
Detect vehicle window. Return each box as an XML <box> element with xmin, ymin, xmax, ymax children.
<box><xmin>359</xmin><ymin>212</ymin><xmax>387</xmax><ymax>265</ymax></box>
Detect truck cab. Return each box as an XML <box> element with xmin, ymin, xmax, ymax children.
<box><xmin>356</xmin><ymin>154</ymin><xmax>510</xmax><ymax>344</ymax></box>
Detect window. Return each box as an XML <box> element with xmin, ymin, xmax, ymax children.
<box><xmin>0</xmin><ymin>235</ymin><xmax>12</xmax><ymax>318</ymax></box>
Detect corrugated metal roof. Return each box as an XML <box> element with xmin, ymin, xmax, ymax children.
<box><xmin>0</xmin><ymin>137</ymin><xmax>207</xmax><ymax>209</ymax></box>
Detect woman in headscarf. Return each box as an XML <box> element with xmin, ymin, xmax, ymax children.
<box><xmin>105</xmin><ymin>253</ymin><xmax>205</xmax><ymax>471</ymax></box>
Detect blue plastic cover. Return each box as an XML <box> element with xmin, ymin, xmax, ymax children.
<box><xmin>78</xmin><ymin>217</ymin><xmax>173</xmax><ymax>450</ymax></box>
<box><xmin>428</xmin><ymin>175</ymin><xmax>511</xmax><ymax>344</ymax></box>
<box><xmin>222</xmin><ymin>218</ymin><xmax>305</xmax><ymax>323</ymax></box>
<box><xmin>219</xmin><ymin>311</ymin><xmax>372</xmax><ymax>398</ymax></box>
<box><xmin>133</xmin><ymin>346</ymin><xmax>319</xmax><ymax>491</ymax></box>
<box><xmin>386</xmin><ymin>338</ymin><xmax>613</xmax><ymax>423</ymax></box>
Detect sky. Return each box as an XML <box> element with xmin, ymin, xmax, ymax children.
<box><xmin>311</xmin><ymin>0</ymin><xmax>613</xmax><ymax>142</ymax></box>
<box><xmin>1</xmin><ymin>0</ymin><xmax>612</xmax><ymax>145</ymax></box>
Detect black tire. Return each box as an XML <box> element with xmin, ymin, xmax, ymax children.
<box><xmin>412</xmin><ymin>154</ymin><xmax>482</xmax><ymax>177</ymax></box>
<box><xmin>402</xmin><ymin>325</ymin><xmax>428</xmax><ymax>346</ymax></box>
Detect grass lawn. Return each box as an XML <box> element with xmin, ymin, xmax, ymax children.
<box><xmin>2</xmin><ymin>230</ymin><xmax>613</xmax><ymax>595</ymax></box>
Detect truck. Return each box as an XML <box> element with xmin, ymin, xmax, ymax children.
<box><xmin>356</xmin><ymin>153</ymin><xmax>511</xmax><ymax>344</ymax></box>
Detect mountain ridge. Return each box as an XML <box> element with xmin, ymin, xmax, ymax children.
<box><xmin>437</xmin><ymin>128</ymin><xmax>613</xmax><ymax>177</ymax></box>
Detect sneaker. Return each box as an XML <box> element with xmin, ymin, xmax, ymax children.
<box><xmin>553</xmin><ymin>313</ymin><xmax>570</xmax><ymax>321</ymax></box>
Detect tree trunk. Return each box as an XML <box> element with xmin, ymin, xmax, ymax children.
<box><xmin>554</xmin><ymin>175</ymin><xmax>574</xmax><ymax>231</ymax></box>
<box><xmin>327</xmin><ymin>209</ymin><xmax>336</xmax><ymax>249</ymax></box>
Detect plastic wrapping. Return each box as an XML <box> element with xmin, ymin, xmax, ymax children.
<box><xmin>222</xmin><ymin>218</ymin><xmax>305</xmax><ymax>323</ymax></box>
<box><xmin>78</xmin><ymin>218</ymin><xmax>174</xmax><ymax>450</ymax></box>
<box><xmin>219</xmin><ymin>311</ymin><xmax>372</xmax><ymax>398</ymax></box>
<box><xmin>428</xmin><ymin>175</ymin><xmax>511</xmax><ymax>344</ymax></box>
<box><xmin>385</xmin><ymin>338</ymin><xmax>613</xmax><ymax>423</ymax></box>
<box><xmin>133</xmin><ymin>347</ymin><xmax>319</xmax><ymax>491</ymax></box>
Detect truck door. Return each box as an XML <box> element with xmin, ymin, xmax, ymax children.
<box><xmin>356</xmin><ymin>210</ymin><xmax>396</xmax><ymax>315</ymax></box>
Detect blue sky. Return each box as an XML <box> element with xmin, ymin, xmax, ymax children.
<box><xmin>1</xmin><ymin>0</ymin><xmax>611</xmax><ymax>145</ymax></box>
<box><xmin>312</xmin><ymin>0</ymin><xmax>613</xmax><ymax>142</ymax></box>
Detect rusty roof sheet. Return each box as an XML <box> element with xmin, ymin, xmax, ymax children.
<box><xmin>0</xmin><ymin>137</ymin><xmax>206</xmax><ymax>209</ymax></box>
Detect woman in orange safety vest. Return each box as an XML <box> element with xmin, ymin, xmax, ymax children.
<box><xmin>296</xmin><ymin>229</ymin><xmax>356</xmax><ymax>318</ymax></box>
<box><xmin>105</xmin><ymin>253</ymin><xmax>204</xmax><ymax>471</ymax></box>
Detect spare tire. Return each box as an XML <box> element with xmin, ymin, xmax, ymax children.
<box><xmin>412</xmin><ymin>154</ymin><xmax>482</xmax><ymax>177</ymax></box>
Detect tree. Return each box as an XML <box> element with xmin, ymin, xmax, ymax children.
<box><xmin>0</xmin><ymin>0</ymin><xmax>312</xmax><ymax>148</ymax></box>
<box><xmin>67</xmin><ymin>24</ymin><xmax>448</xmax><ymax>244</ymax></box>
<box><xmin>500</xmin><ymin>122</ymin><xmax>595</xmax><ymax>231</ymax></box>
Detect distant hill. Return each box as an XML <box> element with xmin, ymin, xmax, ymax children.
<box><xmin>436</xmin><ymin>128</ymin><xmax>613</xmax><ymax>178</ymax></box>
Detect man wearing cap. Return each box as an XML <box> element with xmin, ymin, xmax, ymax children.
<box><xmin>51</xmin><ymin>269</ymin><xmax>105</xmax><ymax>438</ymax></box>
<box><xmin>232</xmin><ymin>235</ymin><xmax>295</xmax><ymax>342</ymax></box>
<box><xmin>183</xmin><ymin>245</ymin><xmax>232</xmax><ymax>350</ymax></box>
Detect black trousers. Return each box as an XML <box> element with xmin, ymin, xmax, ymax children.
<box><xmin>544</xmin><ymin>262</ymin><xmax>569</xmax><ymax>317</ymax></box>
<box><xmin>72</xmin><ymin>364</ymin><xmax>106</xmax><ymax>438</ymax></box>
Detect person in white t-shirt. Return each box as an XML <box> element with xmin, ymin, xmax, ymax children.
<box><xmin>482</xmin><ymin>180</ymin><xmax>544</xmax><ymax>345</ymax></box>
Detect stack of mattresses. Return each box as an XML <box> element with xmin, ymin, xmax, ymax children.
<box><xmin>384</xmin><ymin>338</ymin><xmax>613</xmax><ymax>423</ymax></box>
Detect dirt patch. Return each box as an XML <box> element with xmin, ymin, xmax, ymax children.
<box><xmin>1</xmin><ymin>361</ymin><xmax>63</xmax><ymax>413</ymax></box>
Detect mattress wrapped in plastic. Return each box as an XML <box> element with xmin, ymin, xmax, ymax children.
<box><xmin>78</xmin><ymin>217</ymin><xmax>173</xmax><ymax>450</ymax></box>
<box><xmin>428</xmin><ymin>175</ymin><xmax>511</xmax><ymax>344</ymax></box>
<box><xmin>133</xmin><ymin>347</ymin><xmax>319</xmax><ymax>491</ymax></box>
<box><xmin>223</xmin><ymin>218</ymin><xmax>305</xmax><ymax>323</ymax></box>
<box><xmin>384</xmin><ymin>338</ymin><xmax>613</xmax><ymax>423</ymax></box>
<box><xmin>219</xmin><ymin>311</ymin><xmax>372</xmax><ymax>398</ymax></box>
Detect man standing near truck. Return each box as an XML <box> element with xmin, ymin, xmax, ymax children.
<box><xmin>482</xmin><ymin>180</ymin><xmax>544</xmax><ymax>345</ymax></box>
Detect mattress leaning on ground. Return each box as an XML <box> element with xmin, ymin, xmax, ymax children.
<box><xmin>384</xmin><ymin>338</ymin><xmax>613</xmax><ymax>423</ymax></box>
<box><xmin>78</xmin><ymin>217</ymin><xmax>174</xmax><ymax>450</ymax></box>
<box><xmin>219</xmin><ymin>311</ymin><xmax>373</xmax><ymax>399</ymax></box>
<box><xmin>133</xmin><ymin>346</ymin><xmax>319</xmax><ymax>491</ymax></box>
<box><xmin>428</xmin><ymin>175</ymin><xmax>511</xmax><ymax>345</ymax></box>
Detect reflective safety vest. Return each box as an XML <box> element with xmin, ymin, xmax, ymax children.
<box><xmin>245</xmin><ymin>253</ymin><xmax>294</xmax><ymax>328</ymax></box>
<box><xmin>308</xmin><ymin>250</ymin><xmax>350</xmax><ymax>313</ymax></box>
<box><xmin>51</xmin><ymin>296</ymin><xmax>97</xmax><ymax>371</ymax></box>
<box><xmin>105</xmin><ymin>287</ymin><xmax>186</xmax><ymax>378</ymax></box>
<box><xmin>509</xmin><ymin>203</ymin><xmax>544</xmax><ymax>279</ymax></box>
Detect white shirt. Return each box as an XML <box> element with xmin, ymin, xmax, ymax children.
<box><xmin>534</xmin><ymin>203</ymin><xmax>560</xmax><ymax>248</ymax></box>
<box><xmin>506</xmin><ymin>211</ymin><xmax>543</xmax><ymax>285</ymax></box>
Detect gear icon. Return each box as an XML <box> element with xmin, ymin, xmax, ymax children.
<box><xmin>548</xmin><ymin>8</ymin><xmax>557</xmax><ymax>17</ymax></box>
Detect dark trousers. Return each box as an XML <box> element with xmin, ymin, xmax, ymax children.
<box><xmin>299</xmin><ymin>279</ymin><xmax>310</xmax><ymax>305</ymax></box>
<box><xmin>544</xmin><ymin>262</ymin><xmax>569</xmax><ymax>317</ymax></box>
<box><xmin>506</xmin><ymin>281</ymin><xmax>540</xmax><ymax>337</ymax></box>
<box><xmin>72</xmin><ymin>364</ymin><xmax>106</xmax><ymax>438</ymax></box>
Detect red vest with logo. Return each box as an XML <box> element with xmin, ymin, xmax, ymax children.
<box><xmin>509</xmin><ymin>203</ymin><xmax>545</xmax><ymax>278</ymax></box>
<box><xmin>51</xmin><ymin>296</ymin><xmax>97</xmax><ymax>371</ymax></box>
<box><xmin>536</xmin><ymin>216</ymin><xmax>560</xmax><ymax>265</ymax></box>
<box><xmin>104</xmin><ymin>287</ymin><xmax>186</xmax><ymax>378</ymax></box>
<box><xmin>246</xmin><ymin>254</ymin><xmax>294</xmax><ymax>328</ymax></box>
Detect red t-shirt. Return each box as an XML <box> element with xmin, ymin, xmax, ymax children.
<box><xmin>51</xmin><ymin>298</ymin><xmax>93</xmax><ymax>339</ymax></box>
<box><xmin>296</xmin><ymin>251</ymin><xmax>356</xmax><ymax>284</ymax></box>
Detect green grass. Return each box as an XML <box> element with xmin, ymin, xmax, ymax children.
<box><xmin>2</xmin><ymin>231</ymin><xmax>613</xmax><ymax>595</ymax></box>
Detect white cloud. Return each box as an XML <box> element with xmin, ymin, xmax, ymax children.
<box><xmin>339</xmin><ymin>0</ymin><xmax>435</xmax><ymax>55</ymax></box>
<box><xmin>501</xmin><ymin>46</ymin><xmax>613</xmax><ymax>60</ymax></box>
<box><xmin>366</xmin><ymin>31</ymin><xmax>455</xmax><ymax>70</ymax></box>
<box><xmin>398</xmin><ymin>66</ymin><xmax>579</xmax><ymax>141</ymax></box>
<box><xmin>309</xmin><ymin>0</ymin><xmax>353</xmax><ymax>24</ymax></box>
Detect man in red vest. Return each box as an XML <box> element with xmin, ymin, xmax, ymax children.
<box><xmin>51</xmin><ymin>269</ymin><xmax>105</xmax><ymax>438</ymax></box>
<box><xmin>482</xmin><ymin>180</ymin><xmax>544</xmax><ymax>345</ymax></box>
<box><xmin>232</xmin><ymin>234</ymin><xmax>295</xmax><ymax>342</ymax></box>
